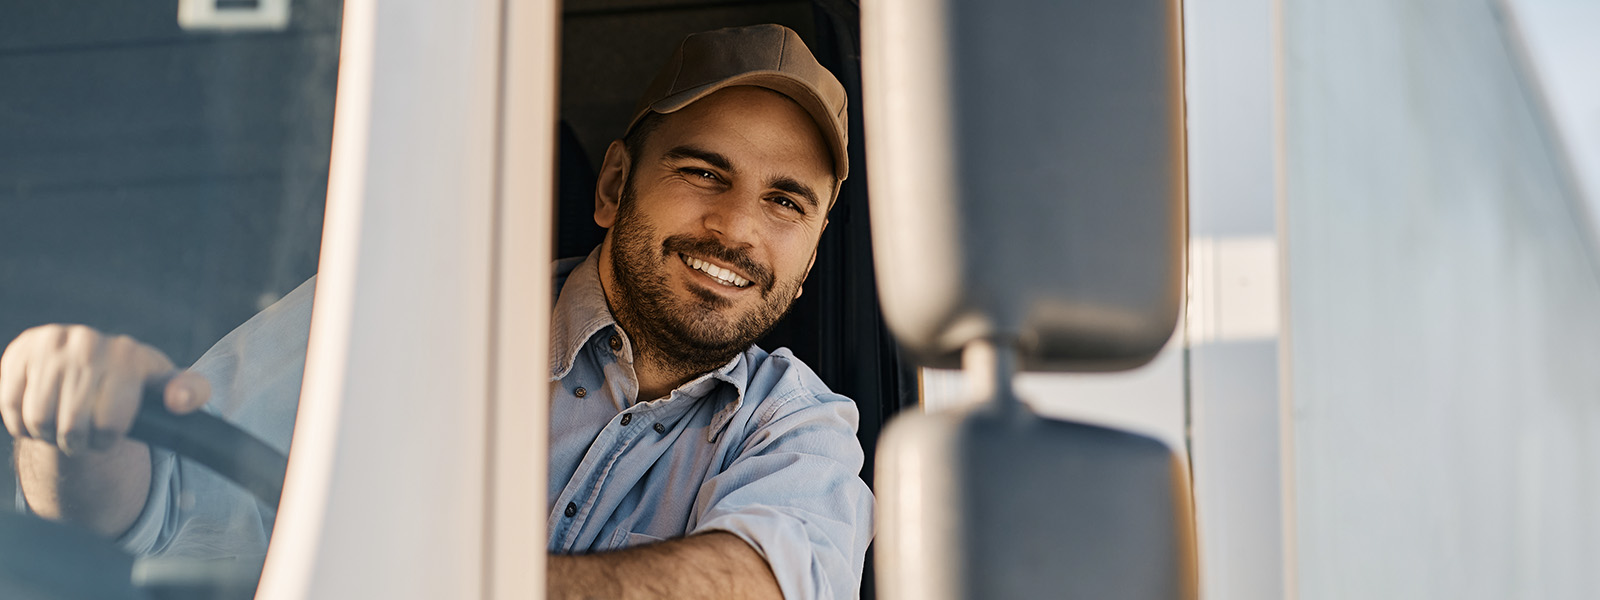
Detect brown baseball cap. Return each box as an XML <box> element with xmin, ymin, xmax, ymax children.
<box><xmin>627</xmin><ymin>24</ymin><xmax>850</xmax><ymax>182</ymax></box>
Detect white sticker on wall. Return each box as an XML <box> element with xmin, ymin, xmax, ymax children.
<box><xmin>178</xmin><ymin>0</ymin><xmax>291</xmax><ymax>31</ymax></box>
<box><xmin>1187</xmin><ymin>235</ymin><xmax>1281</xmax><ymax>343</ymax></box>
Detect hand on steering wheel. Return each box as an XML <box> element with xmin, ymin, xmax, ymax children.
<box><xmin>0</xmin><ymin>324</ymin><xmax>211</xmax><ymax>455</ymax></box>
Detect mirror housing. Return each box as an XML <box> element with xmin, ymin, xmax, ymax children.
<box><xmin>863</xmin><ymin>0</ymin><xmax>1187</xmax><ymax>371</ymax></box>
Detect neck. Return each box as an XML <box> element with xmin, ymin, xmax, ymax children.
<box><xmin>630</xmin><ymin>344</ymin><xmax>697</xmax><ymax>402</ymax></box>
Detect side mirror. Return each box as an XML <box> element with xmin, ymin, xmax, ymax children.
<box><xmin>863</xmin><ymin>0</ymin><xmax>1186</xmax><ymax>372</ymax></box>
<box><xmin>863</xmin><ymin>1</ymin><xmax>1196</xmax><ymax>599</ymax></box>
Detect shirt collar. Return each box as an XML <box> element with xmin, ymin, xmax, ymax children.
<box><xmin>549</xmin><ymin>249</ymin><xmax>621</xmax><ymax>381</ymax></box>
<box><xmin>707</xmin><ymin>355</ymin><xmax>752</xmax><ymax>442</ymax></box>
<box><xmin>666</xmin><ymin>352</ymin><xmax>751</xmax><ymax>442</ymax></box>
<box><xmin>548</xmin><ymin>250</ymin><xmax>752</xmax><ymax>434</ymax></box>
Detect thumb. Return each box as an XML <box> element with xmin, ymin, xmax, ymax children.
<box><xmin>162</xmin><ymin>371</ymin><xmax>212</xmax><ymax>414</ymax></box>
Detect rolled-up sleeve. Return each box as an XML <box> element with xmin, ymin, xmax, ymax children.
<box><xmin>120</xmin><ymin>276</ymin><xmax>313</xmax><ymax>558</ymax></box>
<box><xmin>691</xmin><ymin>392</ymin><xmax>875</xmax><ymax>600</ymax></box>
<box><xmin>113</xmin><ymin>446</ymin><xmax>179</xmax><ymax>555</ymax></box>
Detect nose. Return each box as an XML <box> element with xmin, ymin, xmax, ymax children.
<box><xmin>701</xmin><ymin>190</ymin><xmax>761</xmax><ymax>247</ymax></box>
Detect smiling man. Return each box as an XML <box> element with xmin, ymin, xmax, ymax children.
<box><xmin>540</xmin><ymin>24</ymin><xmax>872</xmax><ymax>599</ymax></box>
<box><xmin>2</xmin><ymin>23</ymin><xmax>871</xmax><ymax>600</ymax></box>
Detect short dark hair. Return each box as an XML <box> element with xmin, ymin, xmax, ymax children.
<box><xmin>622</xmin><ymin>112</ymin><xmax>665</xmax><ymax>170</ymax></box>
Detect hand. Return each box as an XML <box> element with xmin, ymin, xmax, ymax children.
<box><xmin>0</xmin><ymin>324</ymin><xmax>211</xmax><ymax>455</ymax></box>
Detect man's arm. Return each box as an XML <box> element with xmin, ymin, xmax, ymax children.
<box><xmin>14</xmin><ymin>438</ymin><xmax>152</xmax><ymax>538</ymax></box>
<box><xmin>547</xmin><ymin>531</ymin><xmax>782</xmax><ymax>600</ymax></box>
<box><xmin>1</xmin><ymin>324</ymin><xmax>210</xmax><ymax>538</ymax></box>
<box><xmin>688</xmin><ymin>371</ymin><xmax>876</xmax><ymax>599</ymax></box>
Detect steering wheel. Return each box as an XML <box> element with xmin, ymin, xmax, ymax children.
<box><xmin>0</xmin><ymin>384</ymin><xmax>290</xmax><ymax>600</ymax></box>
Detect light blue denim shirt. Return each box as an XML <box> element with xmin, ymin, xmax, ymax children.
<box><xmin>547</xmin><ymin>251</ymin><xmax>875</xmax><ymax>599</ymax></box>
<box><xmin>24</xmin><ymin>250</ymin><xmax>874</xmax><ymax>599</ymax></box>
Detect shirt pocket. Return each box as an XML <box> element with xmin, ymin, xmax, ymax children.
<box><xmin>624</xmin><ymin>531</ymin><xmax>665</xmax><ymax>548</ymax></box>
<box><xmin>606</xmin><ymin>527</ymin><xmax>666</xmax><ymax>550</ymax></box>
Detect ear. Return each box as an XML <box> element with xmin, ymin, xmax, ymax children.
<box><xmin>594</xmin><ymin>140</ymin><xmax>631</xmax><ymax>229</ymax></box>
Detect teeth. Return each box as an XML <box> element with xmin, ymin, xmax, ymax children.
<box><xmin>684</xmin><ymin>255</ymin><xmax>751</xmax><ymax>288</ymax></box>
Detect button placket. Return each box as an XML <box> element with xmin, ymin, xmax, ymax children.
<box><xmin>568</xmin><ymin>411</ymin><xmax>655</xmax><ymax>547</ymax></box>
<box><xmin>557</xmin><ymin>430</ymin><xmax>630</xmax><ymax>548</ymax></box>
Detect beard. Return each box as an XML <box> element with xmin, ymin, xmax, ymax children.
<box><xmin>606</xmin><ymin>182</ymin><xmax>805</xmax><ymax>378</ymax></box>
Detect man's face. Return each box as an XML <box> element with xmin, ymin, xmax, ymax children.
<box><xmin>595</xmin><ymin>86</ymin><xmax>835</xmax><ymax>372</ymax></box>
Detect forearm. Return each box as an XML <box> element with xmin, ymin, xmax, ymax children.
<box><xmin>15</xmin><ymin>437</ymin><xmax>152</xmax><ymax>538</ymax></box>
<box><xmin>547</xmin><ymin>531</ymin><xmax>783</xmax><ymax>600</ymax></box>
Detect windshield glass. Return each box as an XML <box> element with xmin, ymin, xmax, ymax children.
<box><xmin>0</xmin><ymin>0</ymin><xmax>340</xmax><ymax>596</ymax></box>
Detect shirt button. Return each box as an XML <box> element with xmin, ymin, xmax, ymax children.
<box><xmin>564</xmin><ymin>502</ymin><xmax>577</xmax><ymax>518</ymax></box>
<box><xmin>609</xmin><ymin>335</ymin><xmax>622</xmax><ymax>352</ymax></box>
<box><xmin>653</xmin><ymin>423</ymin><xmax>666</xmax><ymax>434</ymax></box>
<box><xmin>620</xmin><ymin>414</ymin><xmax>632</xmax><ymax>426</ymax></box>
<box><xmin>574</xmin><ymin>387</ymin><xmax>587</xmax><ymax>398</ymax></box>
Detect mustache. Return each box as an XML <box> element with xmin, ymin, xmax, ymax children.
<box><xmin>661</xmin><ymin>234</ymin><xmax>775</xmax><ymax>291</ymax></box>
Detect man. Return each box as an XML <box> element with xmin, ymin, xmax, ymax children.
<box><xmin>0</xmin><ymin>24</ymin><xmax>872</xmax><ymax>599</ymax></box>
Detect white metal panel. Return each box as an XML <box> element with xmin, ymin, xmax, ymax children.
<box><xmin>1283</xmin><ymin>1</ymin><xmax>1600</xmax><ymax>598</ymax></box>
<box><xmin>489</xmin><ymin>0</ymin><xmax>560</xmax><ymax>596</ymax></box>
<box><xmin>256</xmin><ymin>0</ymin><xmax>521</xmax><ymax>597</ymax></box>
<box><xmin>1181</xmin><ymin>1</ymin><xmax>1290</xmax><ymax>599</ymax></box>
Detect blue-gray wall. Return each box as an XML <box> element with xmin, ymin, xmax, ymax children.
<box><xmin>0</xmin><ymin>0</ymin><xmax>340</xmax><ymax>505</ymax></box>
<box><xmin>0</xmin><ymin>1</ymin><xmax>340</xmax><ymax>366</ymax></box>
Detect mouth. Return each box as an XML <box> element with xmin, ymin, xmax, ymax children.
<box><xmin>680</xmin><ymin>253</ymin><xmax>753</xmax><ymax>289</ymax></box>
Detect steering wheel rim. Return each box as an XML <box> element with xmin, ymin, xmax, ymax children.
<box><xmin>130</xmin><ymin>383</ymin><xmax>289</xmax><ymax>510</ymax></box>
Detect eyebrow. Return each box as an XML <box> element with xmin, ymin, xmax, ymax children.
<box><xmin>662</xmin><ymin>145</ymin><xmax>734</xmax><ymax>173</ymax></box>
<box><xmin>771</xmin><ymin>177</ymin><xmax>821</xmax><ymax>212</ymax></box>
<box><xmin>662</xmin><ymin>144</ymin><xmax>823</xmax><ymax>213</ymax></box>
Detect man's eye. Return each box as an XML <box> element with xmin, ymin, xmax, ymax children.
<box><xmin>770</xmin><ymin>196</ymin><xmax>804</xmax><ymax>214</ymax></box>
<box><xmin>681</xmin><ymin>168</ymin><xmax>719</xmax><ymax>182</ymax></box>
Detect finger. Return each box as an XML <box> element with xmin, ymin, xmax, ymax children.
<box><xmin>92</xmin><ymin>369</ymin><xmax>144</xmax><ymax>451</ymax></box>
<box><xmin>1</xmin><ymin>327</ymin><xmax>56</xmax><ymax>440</ymax></box>
<box><xmin>21</xmin><ymin>362</ymin><xmax>63</xmax><ymax>443</ymax></box>
<box><xmin>117</xmin><ymin>337</ymin><xmax>201</xmax><ymax>413</ymax></box>
<box><xmin>118</xmin><ymin>334</ymin><xmax>175</xmax><ymax>377</ymax></box>
<box><xmin>165</xmin><ymin>371</ymin><xmax>211</xmax><ymax>414</ymax></box>
<box><xmin>50</xmin><ymin>326</ymin><xmax>104</xmax><ymax>453</ymax></box>
<box><xmin>0</xmin><ymin>346</ymin><xmax>27</xmax><ymax>439</ymax></box>
<box><xmin>56</xmin><ymin>365</ymin><xmax>98</xmax><ymax>454</ymax></box>
<box><xmin>88</xmin><ymin>335</ymin><xmax>176</xmax><ymax>448</ymax></box>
